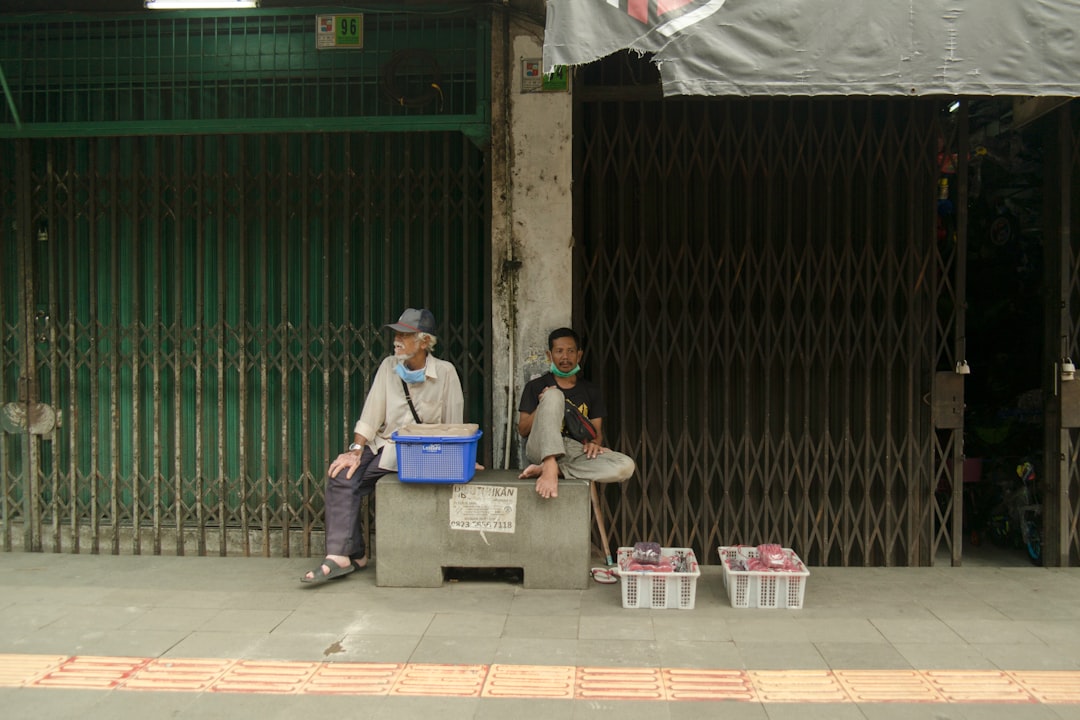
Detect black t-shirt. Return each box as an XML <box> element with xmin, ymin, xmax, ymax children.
<box><xmin>519</xmin><ymin>372</ymin><xmax>607</xmax><ymax>434</ymax></box>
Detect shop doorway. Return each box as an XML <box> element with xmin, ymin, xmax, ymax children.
<box><xmin>959</xmin><ymin>98</ymin><xmax>1047</xmax><ymax>566</ymax></box>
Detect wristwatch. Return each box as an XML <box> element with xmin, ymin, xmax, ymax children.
<box><xmin>348</xmin><ymin>443</ymin><xmax>363</xmax><ymax>452</ymax></box>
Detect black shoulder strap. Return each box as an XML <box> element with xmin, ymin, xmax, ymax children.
<box><xmin>401</xmin><ymin>379</ymin><xmax>423</xmax><ymax>424</ymax></box>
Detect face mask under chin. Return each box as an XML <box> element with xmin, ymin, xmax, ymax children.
<box><xmin>550</xmin><ymin>362</ymin><xmax>580</xmax><ymax>378</ymax></box>
<box><xmin>395</xmin><ymin>360</ymin><xmax>426</xmax><ymax>384</ymax></box>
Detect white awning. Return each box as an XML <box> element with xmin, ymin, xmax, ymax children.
<box><xmin>543</xmin><ymin>0</ymin><xmax>1080</xmax><ymax>97</ymax></box>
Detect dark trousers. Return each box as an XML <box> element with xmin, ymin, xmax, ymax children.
<box><xmin>323</xmin><ymin>447</ymin><xmax>390</xmax><ymax>559</ymax></box>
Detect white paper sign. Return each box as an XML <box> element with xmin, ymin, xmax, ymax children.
<box><xmin>449</xmin><ymin>484</ymin><xmax>517</xmax><ymax>533</ymax></box>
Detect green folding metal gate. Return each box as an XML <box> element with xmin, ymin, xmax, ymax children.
<box><xmin>0</xmin><ymin>132</ymin><xmax>488</xmax><ymax>555</ymax></box>
<box><xmin>0</xmin><ymin>8</ymin><xmax>491</xmax><ymax>556</ymax></box>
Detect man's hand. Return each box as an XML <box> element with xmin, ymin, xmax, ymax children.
<box><xmin>583</xmin><ymin>441</ymin><xmax>610</xmax><ymax>459</ymax></box>
<box><xmin>328</xmin><ymin>451</ymin><xmax>362</xmax><ymax>478</ymax></box>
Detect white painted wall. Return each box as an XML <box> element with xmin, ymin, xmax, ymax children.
<box><xmin>489</xmin><ymin>19</ymin><xmax>573</xmax><ymax>469</ymax></box>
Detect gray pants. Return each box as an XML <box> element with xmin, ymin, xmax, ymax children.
<box><xmin>323</xmin><ymin>447</ymin><xmax>390</xmax><ymax>559</ymax></box>
<box><xmin>525</xmin><ymin>387</ymin><xmax>636</xmax><ymax>483</ymax></box>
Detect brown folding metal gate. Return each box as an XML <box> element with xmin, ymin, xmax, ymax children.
<box><xmin>1051</xmin><ymin>101</ymin><xmax>1080</xmax><ymax>566</ymax></box>
<box><xmin>575</xmin><ymin>84</ymin><xmax>964</xmax><ymax>566</ymax></box>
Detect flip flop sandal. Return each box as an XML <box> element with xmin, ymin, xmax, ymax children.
<box><xmin>590</xmin><ymin>567</ymin><xmax>618</xmax><ymax>584</ymax></box>
<box><xmin>301</xmin><ymin>558</ymin><xmax>356</xmax><ymax>585</ymax></box>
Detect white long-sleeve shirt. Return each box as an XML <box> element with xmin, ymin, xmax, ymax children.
<box><xmin>354</xmin><ymin>354</ymin><xmax>464</xmax><ymax>470</ymax></box>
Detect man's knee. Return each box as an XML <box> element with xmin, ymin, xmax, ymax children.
<box><xmin>598</xmin><ymin>453</ymin><xmax>635</xmax><ymax>483</ymax></box>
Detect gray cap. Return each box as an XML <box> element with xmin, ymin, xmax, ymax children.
<box><xmin>386</xmin><ymin>308</ymin><xmax>436</xmax><ymax>334</ymax></box>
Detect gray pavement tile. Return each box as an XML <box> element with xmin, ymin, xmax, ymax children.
<box><xmin>8</xmin><ymin>626</ymin><xmax>189</xmax><ymax>658</ymax></box>
<box><xmin>407</xmin><ymin>635</ymin><xmax>501</xmax><ymax>664</ymax></box>
<box><xmin>736</xmin><ymin>641</ymin><xmax>828</xmax><ymax>670</ymax></box>
<box><xmin>943</xmin><ymin>618</ymin><xmax>1046</xmax><ymax>644</ymax></box>
<box><xmin>578</xmin><ymin>588</ymin><xmax>625</xmax><ymax>613</ymax></box>
<box><xmin>78</xmin><ymin>688</ymin><xmax>198</xmax><ymax>719</ymax></box>
<box><xmin>891</xmin><ymin>642</ymin><xmax>999</xmax><ymax>669</ymax></box>
<box><xmin>974</xmin><ymin>642</ymin><xmax>1080</xmax><ymax>671</ymax></box>
<box><xmin>161</xmin><ymin>630</ymin><xmax>270</xmax><ymax>659</ymax></box>
<box><xmin>236</xmin><ymin>629</ymin><xmax>416</xmax><ymax>663</ymax></box>
<box><xmin>269</xmin><ymin>608</ymin><xmax>366</xmax><ymax>635</ymax></box>
<box><xmin>474</xmin><ymin>697</ymin><xmax>575</xmax><ymax>720</ymax></box>
<box><xmin>797</xmin><ymin>618</ymin><xmax>885</xmax><ymax>643</ymax></box>
<box><xmin>578</xmin><ymin>614</ymin><xmax>654</xmax><ymax>641</ymax></box>
<box><xmin>951</xmin><ymin>705</ymin><xmax>1075</xmax><ymax>720</ymax></box>
<box><xmin>814</xmin><ymin>641</ymin><xmax>914</xmax><ymax>670</ymax></box>
<box><xmin>0</xmin><ymin>584</ymin><xmax>113</xmax><ymax>607</ymax></box>
<box><xmin>858</xmin><ymin>703</ymin><xmax>969</xmax><ymax>719</ymax></box>
<box><xmin>0</xmin><ymin>602</ymin><xmax>71</xmax><ymax>633</ymax></box>
<box><xmin>508</xmin><ymin>589</ymin><xmax>583</xmax><ymax>615</ymax></box>
<box><xmin>655</xmin><ymin>639</ymin><xmax>742</xmax><ymax>669</ymax></box>
<box><xmin>502</xmin><ymin>613</ymin><xmax>580</xmax><ymax>639</ymax></box>
<box><xmin>493</xmin><ymin>636</ymin><xmax>579</xmax><ymax>666</ymax></box>
<box><xmin>1</xmin><ymin>686</ymin><xmax>109</xmax><ymax>720</ymax></box>
<box><xmin>123</xmin><ymin>606</ymin><xmax>220</xmax><ymax>632</ymax></box>
<box><xmin>178</xmin><ymin>690</ymin><xmax>386</xmax><ymax>719</ymax></box>
<box><xmin>343</xmin><ymin>610</ymin><xmax>436</xmax><ymax>636</ymax></box>
<box><xmin>295</xmin><ymin>586</ymin><xmax>394</xmax><ymax>613</ymax></box>
<box><xmin>229</xmin><ymin>629</ymin><xmax>344</xmax><ymax>662</ymax></box>
<box><xmin>923</xmin><ymin>599</ymin><xmax>1012</xmax><ymax>621</ymax></box>
<box><xmin>332</xmin><ymin>632</ymin><xmax>422</xmax><ymax>662</ymax></box>
<box><xmin>672</xmin><ymin>701</ymin><xmax>768</xmax><ymax>719</ymax></box>
<box><xmin>575</xmin><ymin>638</ymin><xmax>661</xmax><ymax>667</ymax></box>
<box><xmin>48</xmin><ymin>604</ymin><xmax>149</xmax><ymax>631</ymax></box>
<box><xmin>425</xmin><ymin>611</ymin><xmax>508</xmax><ymax>638</ymax></box>
<box><xmin>1024</xmin><ymin>620</ymin><xmax>1080</xmax><ymax>646</ymax></box>
<box><xmin>652</xmin><ymin>614</ymin><xmax>733</xmax><ymax>642</ymax></box>
<box><xmin>373</xmin><ymin>696</ymin><xmax>480</xmax><ymax>720</ymax></box>
<box><xmin>861</xmin><ymin>703</ymin><xmax>1062</xmax><ymax>720</ymax></box>
<box><xmin>728</xmin><ymin>617</ymin><xmax>810</xmax><ymax>643</ymax></box>
<box><xmin>869</xmin><ymin>617</ymin><xmax>966</xmax><ymax>644</ymax></box>
<box><xmin>762</xmin><ymin>703</ymin><xmax>866</xmax><ymax>720</ymax></box>
<box><xmin>97</xmin><ymin>588</ymin><xmax>237</xmax><ymax>609</ymax></box>
<box><xmin>440</xmin><ymin>582</ymin><xmax>518</xmax><ymax>611</ymax></box>
<box><xmin>198</xmin><ymin>608</ymin><xmax>293</xmax><ymax>633</ymax></box>
<box><xmin>571</xmin><ymin>698</ymin><xmax>672</xmax><ymax>719</ymax></box>
<box><xmin>220</xmin><ymin>590</ymin><xmax>312</xmax><ymax>610</ymax></box>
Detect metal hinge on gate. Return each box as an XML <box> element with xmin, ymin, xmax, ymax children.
<box><xmin>931</xmin><ymin>371</ymin><xmax>965</xmax><ymax>429</ymax></box>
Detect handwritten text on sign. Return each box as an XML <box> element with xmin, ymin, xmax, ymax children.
<box><xmin>449</xmin><ymin>484</ymin><xmax>517</xmax><ymax>533</ymax></box>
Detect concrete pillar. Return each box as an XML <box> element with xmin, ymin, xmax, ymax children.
<box><xmin>490</xmin><ymin>13</ymin><xmax>573</xmax><ymax>469</ymax></box>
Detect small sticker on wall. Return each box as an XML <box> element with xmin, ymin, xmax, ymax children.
<box><xmin>522</xmin><ymin>59</ymin><xmax>569</xmax><ymax>93</ymax></box>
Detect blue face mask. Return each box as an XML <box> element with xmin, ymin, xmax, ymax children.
<box><xmin>550</xmin><ymin>362</ymin><xmax>581</xmax><ymax>378</ymax></box>
<box><xmin>395</xmin><ymin>361</ymin><xmax>426</xmax><ymax>384</ymax></box>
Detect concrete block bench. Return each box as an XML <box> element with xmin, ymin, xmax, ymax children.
<box><xmin>375</xmin><ymin>469</ymin><xmax>590</xmax><ymax>589</ymax></box>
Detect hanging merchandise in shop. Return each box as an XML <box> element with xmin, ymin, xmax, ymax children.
<box><xmin>542</xmin><ymin>0</ymin><xmax>1080</xmax><ymax>97</ymax></box>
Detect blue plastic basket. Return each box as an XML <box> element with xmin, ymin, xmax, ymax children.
<box><xmin>391</xmin><ymin>429</ymin><xmax>483</xmax><ymax>484</ymax></box>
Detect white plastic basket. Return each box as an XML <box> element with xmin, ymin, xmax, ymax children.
<box><xmin>719</xmin><ymin>545</ymin><xmax>809</xmax><ymax>609</ymax></box>
<box><xmin>616</xmin><ymin>547</ymin><xmax>700</xmax><ymax>610</ymax></box>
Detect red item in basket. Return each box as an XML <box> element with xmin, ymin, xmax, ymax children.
<box><xmin>626</xmin><ymin>559</ymin><xmax>674</xmax><ymax>572</ymax></box>
<box><xmin>745</xmin><ymin>548</ymin><xmax>803</xmax><ymax>573</ymax></box>
<box><xmin>757</xmin><ymin>544</ymin><xmax>786</xmax><ymax>568</ymax></box>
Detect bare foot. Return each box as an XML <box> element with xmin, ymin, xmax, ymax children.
<box><xmin>536</xmin><ymin>457</ymin><xmax>559</xmax><ymax>499</ymax></box>
<box><xmin>518</xmin><ymin>463</ymin><xmax>542</xmax><ymax>479</ymax></box>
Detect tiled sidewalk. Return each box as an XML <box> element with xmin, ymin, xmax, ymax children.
<box><xmin>1</xmin><ymin>550</ymin><xmax>1079</xmax><ymax>719</ymax></box>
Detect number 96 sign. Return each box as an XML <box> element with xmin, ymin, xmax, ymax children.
<box><xmin>317</xmin><ymin>15</ymin><xmax>364</xmax><ymax>49</ymax></box>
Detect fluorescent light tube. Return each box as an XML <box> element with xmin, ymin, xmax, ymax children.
<box><xmin>146</xmin><ymin>0</ymin><xmax>260</xmax><ymax>9</ymax></box>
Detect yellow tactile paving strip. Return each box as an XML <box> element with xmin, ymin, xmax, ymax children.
<box><xmin>1</xmin><ymin>654</ymin><xmax>1079</xmax><ymax>703</ymax></box>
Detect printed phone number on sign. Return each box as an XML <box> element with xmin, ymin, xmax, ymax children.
<box><xmin>449</xmin><ymin>520</ymin><xmax>515</xmax><ymax>531</ymax></box>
